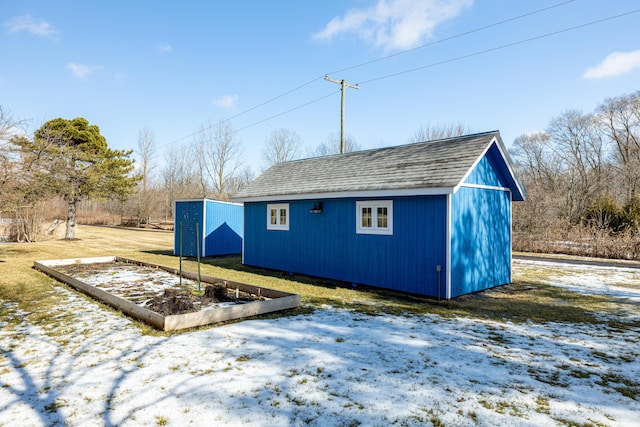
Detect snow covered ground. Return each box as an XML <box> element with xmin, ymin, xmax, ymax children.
<box><xmin>1</xmin><ymin>259</ymin><xmax>639</xmax><ymax>426</ymax></box>
<box><xmin>515</xmin><ymin>258</ymin><xmax>640</xmax><ymax>302</ymax></box>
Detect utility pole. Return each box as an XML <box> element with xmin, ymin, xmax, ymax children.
<box><xmin>324</xmin><ymin>75</ymin><xmax>358</xmax><ymax>154</ymax></box>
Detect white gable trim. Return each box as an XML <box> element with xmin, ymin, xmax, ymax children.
<box><xmin>493</xmin><ymin>138</ymin><xmax>527</xmax><ymax>200</ymax></box>
<box><xmin>458</xmin><ymin>183</ymin><xmax>511</xmax><ymax>192</ymax></box>
<box><xmin>452</xmin><ymin>136</ymin><xmax>526</xmax><ymax>200</ymax></box>
<box><xmin>234</xmin><ymin>187</ymin><xmax>454</xmax><ymax>203</ymax></box>
<box><xmin>455</xmin><ymin>136</ymin><xmax>497</xmax><ymax>190</ymax></box>
<box><xmin>446</xmin><ymin>194</ymin><xmax>452</xmax><ymax>300</ymax></box>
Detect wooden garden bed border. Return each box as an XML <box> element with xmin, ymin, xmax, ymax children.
<box><xmin>33</xmin><ymin>256</ymin><xmax>301</xmax><ymax>331</ymax></box>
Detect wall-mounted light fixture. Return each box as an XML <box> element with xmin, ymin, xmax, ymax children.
<box><xmin>310</xmin><ymin>202</ymin><xmax>323</xmax><ymax>214</ymax></box>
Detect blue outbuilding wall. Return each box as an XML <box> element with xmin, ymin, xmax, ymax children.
<box><xmin>243</xmin><ymin>195</ymin><xmax>448</xmax><ymax>296</ymax></box>
<box><xmin>174</xmin><ymin>199</ymin><xmax>243</xmax><ymax>257</ymax></box>
<box><xmin>450</xmin><ymin>187</ymin><xmax>511</xmax><ymax>297</ymax></box>
<box><xmin>449</xmin><ymin>143</ymin><xmax>514</xmax><ymax>297</ymax></box>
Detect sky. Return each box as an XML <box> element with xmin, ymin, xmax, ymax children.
<box><xmin>1</xmin><ymin>0</ymin><xmax>640</xmax><ymax>174</ymax></box>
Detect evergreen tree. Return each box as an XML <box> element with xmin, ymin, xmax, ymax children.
<box><xmin>14</xmin><ymin>117</ymin><xmax>139</xmax><ymax>239</ymax></box>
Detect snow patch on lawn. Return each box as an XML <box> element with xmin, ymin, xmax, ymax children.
<box><xmin>514</xmin><ymin>259</ymin><xmax>640</xmax><ymax>302</ymax></box>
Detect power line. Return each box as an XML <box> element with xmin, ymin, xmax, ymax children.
<box><xmin>327</xmin><ymin>0</ymin><xmax>577</xmax><ymax>76</ymax></box>
<box><xmin>235</xmin><ymin>91</ymin><xmax>339</xmax><ymax>133</ymax></box>
<box><xmin>158</xmin><ymin>0</ymin><xmax>578</xmax><ymax>148</ymax></box>
<box><xmin>357</xmin><ymin>8</ymin><xmax>640</xmax><ymax>86</ymax></box>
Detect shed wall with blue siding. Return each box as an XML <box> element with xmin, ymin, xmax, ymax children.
<box><xmin>174</xmin><ymin>199</ymin><xmax>243</xmax><ymax>257</ymax></box>
<box><xmin>449</xmin><ymin>143</ymin><xmax>514</xmax><ymax>297</ymax></box>
<box><xmin>243</xmin><ymin>196</ymin><xmax>447</xmax><ymax>296</ymax></box>
<box><xmin>450</xmin><ymin>187</ymin><xmax>511</xmax><ymax>297</ymax></box>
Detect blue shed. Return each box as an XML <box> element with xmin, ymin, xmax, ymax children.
<box><xmin>234</xmin><ymin>131</ymin><xmax>526</xmax><ymax>299</ymax></box>
<box><xmin>174</xmin><ymin>199</ymin><xmax>243</xmax><ymax>257</ymax></box>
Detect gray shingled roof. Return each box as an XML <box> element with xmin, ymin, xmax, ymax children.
<box><xmin>235</xmin><ymin>131</ymin><xmax>520</xmax><ymax>201</ymax></box>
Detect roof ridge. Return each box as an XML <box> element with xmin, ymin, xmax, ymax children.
<box><xmin>278</xmin><ymin>130</ymin><xmax>501</xmax><ymax>166</ymax></box>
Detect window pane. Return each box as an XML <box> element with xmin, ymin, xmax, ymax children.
<box><xmin>270</xmin><ymin>209</ymin><xmax>277</xmax><ymax>225</ymax></box>
<box><xmin>362</xmin><ymin>207</ymin><xmax>372</xmax><ymax>227</ymax></box>
<box><xmin>280</xmin><ymin>208</ymin><xmax>287</xmax><ymax>225</ymax></box>
<box><xmin>377</xmin><ymin>207</ymin><xmax>388</xmax><ymax>228</ymax></box>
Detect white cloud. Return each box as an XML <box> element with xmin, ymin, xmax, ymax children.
<box><xmin>313</xmin><ymin>0</ymin><xmax>473</xmax><ymax>51</ymax></box>
<box><xmin>213</xmin><ymin>94</ymin><xmax>238</xmax><ymax>109</ymax></box>
<box><xmin>158</xmin><ymin>43</ymin><xmax>173</xmax><ymax>53</ymax></box>
<box><xmin>114</xmin><ymin>72</ymin><xmax>130</xmax><ymax>83</ymax></box>
<box><xmin>5</xmin><ymin>14</ymin><xmax>59</xmax><ymax>39</ymax></box>
<box><xmin>584</xmin><ymin>50</ymin><xmax>640</xmax><ymax>79</ymax></box>
<box><xmin>67</xmin><ymin>62</ymin><xmax>103</xmax><ymax>79</ymax></box>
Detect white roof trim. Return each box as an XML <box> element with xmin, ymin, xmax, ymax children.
<box><xmin>455</xmin><ymin>136</ymin><xmax>497</xmax><ymax>191</ymax></box>
<box><xmin>446</xmin><ymin>194</ymin><xmax>452</xmax><ymax>300</ymax></box>
<box><xmin>452</xmin><ymin>136</ymin><xmax>526</xmax><ymax>200</ymax></box>
<box><xmin>494</xmin><ymin>137</ymin><xmax>527</xmax><ymax>200</ymax></box>
<box><xmin>234</xmin><ymin>187</ymin><xmax>454</xmax><ymax>203</ymax></box>
<box><xmin>175</xmin><ymin>198</ymin><xmax>243</xmax><ymax>206</ymax></box>
<box><xmin>458</xmin><ymin>183</ymin><xmax>512</xmax><ymax>192</ymax></box>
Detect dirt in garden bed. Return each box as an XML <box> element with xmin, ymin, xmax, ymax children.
<box><xmin>57</xmin><ymin>261</ymin><xmax>263</xmax><ymax>316</ymax></box>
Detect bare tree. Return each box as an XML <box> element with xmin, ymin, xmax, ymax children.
<box><xmin>135</xmin><ymin>126</ymin><xmax>157</xmax><ymax>225</ymax></box>
<box><xmin>0</xmin><ymin>105</ymin><xmax>29</xmax><ymax>195</ymax></box>
<box><xmin>547</xmin><ymin>110</ymin><xmax>608</xmax><ymax>223</ymax></box>
<box><xmin>193</xmin><ymin>139</ymin><xmax>209</xmax><ymax>198</ymax></box>
<box><xmin>510</xmin><ymin>132</ymin><xmax>565</xmax><ymax>237</ymax></box>
<box><xmin>0</xmin><ymin>108</ymin><xmax>47</xmax><ymax>241</ymax></box>
<box><xmin>596</xmin><ymin>91</ymin><xmax>640</xmax><ymax>203</ymax></box>
<box><xmin>195</xmin><ymin>120</ymin><xmax>243</xmax><ymax>199</ymax></box>
<box><xmin>411</xmin><ymin>122</ymin><xmax>472</xmax><ymax>142</ymax></box>
<box><xmin>311</xmin><ymin>132</ymin><xmax>361</xmax><ymax>157</ymax></box>
<box><xmin>262</xmin><ymin>128</ymin><xmax>301</xmax><ymax>169</ymax></box>
<box><xmin>0</xmin><ymin>106</ymin><xmax>19</xmax><ymax>196</ymax></box>
<box><xmin>511</xmin><ymin>132</ymin><xmax>560</xmax><ymax>190</ymax></box>
<box><xmin>161</xmin><ymin>144</ymin><xmax>198</xmax><ymax>219</ymax></box>
<box><xmin>226</xmin><ymin>166</ymin><xmax>255</xmax><ymax>196</ymax></box>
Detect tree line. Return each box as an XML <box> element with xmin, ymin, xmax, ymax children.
<box><xmin>4</xmin><ymin>91</ymin><xmax>638</xmax><ymax>261</ymax></box>
<box><xmin>0</xmin><ymin>109</ymin><xmax>368</xmax><ymax>241</ymax></box>
<box><xmin>510</xmin><ymin>90</ymin><xmax>640</xmax><ymax>259</ymax></box>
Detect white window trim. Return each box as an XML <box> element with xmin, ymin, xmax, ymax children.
<box><xmin>267</xmin><ymin>203</ymin><xmax>289</xmax><ymax>231</ymax></box>
<box><xmin>356</xmin><ymin>200</ymin><xmax>393</xmax><ymax>235</ymax></box>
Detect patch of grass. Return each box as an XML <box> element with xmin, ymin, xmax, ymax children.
<box><xmin>478</xmin><ymin>399</ymin><xmax>493</xmax><ymax>410</ymax></box>
<box><xmin>235</xmin><ymin>354</ymin><xmax>252</xmax><ymax>362</ymax></box>
<box><xmin>596</xmin><ymin>373</ymin><xmax>640</xmax><ymax>400</ymax></box>
<box><xmin>528</xmin><ymin>367</ymin><xmax>570</xmax><ymax>388</ymax></box>
<box><xmin>487</xmin><ymin>332</ymin><xmax>509</xmax><ymax>344</ymax></box>
<box><xmin>288</xmin><ymin>368</ymin><xmax>300</xmax><ymax>377</ymax></box>
<box><xmin>155</xmin><ymin>415</ymin><xmax>168</xmax><ymax>426</ymax></box>
<box><xmin>552</xmin><ymin>417</ymin><xmax>609</xmax><ymax>427</ymax></box>
<box><xmin>44</xmin><ymin>398</ymin><xmax>67</xmax><ymax>413</ymax></box>
<box><xmin>535</xmin><ymin>395</ymin><xmax>550</xmax><ymax>414</ymax></box>
<box><xmin>569</xmin><ymin>369</ymin><xmax>593</xmax><ymax>379</ymax></box>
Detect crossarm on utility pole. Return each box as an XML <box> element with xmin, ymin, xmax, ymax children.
<box><xmin>324</xmin><ymin>75</ymin><xmax>359</xmax><ymax>154</ymax></box>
